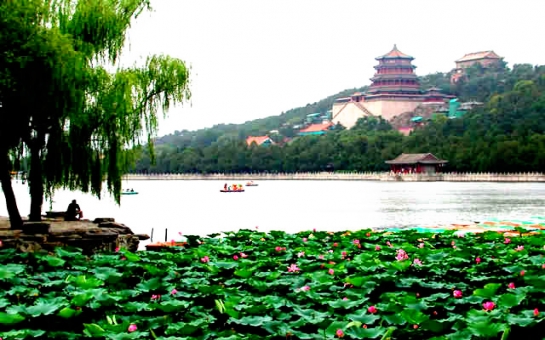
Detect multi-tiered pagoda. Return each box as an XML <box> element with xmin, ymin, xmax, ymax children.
<box><xmin>366</xmin><ymin>45</ymin><xmax>421</xmax><ymax>99</ymax></box>
<box><xmin>331</xmin><ymin>45</ymin><xmax>453</xmax><ymax>129</ymax></box>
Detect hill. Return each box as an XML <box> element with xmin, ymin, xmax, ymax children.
<box><xmin>132</xmin><ymin>62</ymin><xmax>545</xmax><ymax>174</ymax></box>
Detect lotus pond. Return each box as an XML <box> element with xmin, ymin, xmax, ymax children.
<box><xmin>1</xmin><ymin>228</ymin><xmax>545</xmax><ymax>339</ymax></box>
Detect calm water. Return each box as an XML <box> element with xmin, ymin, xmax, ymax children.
<box><xmin>1</xmin><ymin>180</ymin><xmax>545</xmax><ymax>248</ymax></box>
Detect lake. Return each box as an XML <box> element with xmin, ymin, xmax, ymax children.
<box><xmin>1</xmin><ymin>180</ymin><xmax>545</xmax><ymax>248</ymax></box>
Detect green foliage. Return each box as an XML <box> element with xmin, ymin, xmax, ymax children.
<box><xmin>133</xmin><ymin>64</ymin><xmax>545</xmax><ymax>174</ymax></box>
<box><xmin>1</xmin><ymin>230</ymin><xmax>545</xmax><ymax>338</ymax></box>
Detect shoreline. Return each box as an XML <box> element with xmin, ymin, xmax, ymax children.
<box><xmin>123</xmin><ymin>172</ymin><xmax>545</xmax><ymax>182</ymax></box>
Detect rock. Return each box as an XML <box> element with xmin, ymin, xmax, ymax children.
<box><xmin>93</xmin><ymin>218</ymin><xmax>115</xmax><ymax>223</ymax></box>
<box><xmin>22</xmin><ymin>222</ymin><xmax>51</xmax><ymax>234</ymax></box>
<box><xmin>84</xmin><ymin>231</ymin><xmax>118</xmax><ymax>242</ymax></box>
<box><xmin>98</xmin><ymin>222</ymin><xmax>134</xmax><ymax>234</ymax></box>
<box><xmin>135</xmin><ymin>234</ymin><xmax>150</xmax><ymax>241</ymax></box>
<box><xmin>45</xmin><ymin>211</ymin><xmax>66</xmax><ymax>219</ymax></box>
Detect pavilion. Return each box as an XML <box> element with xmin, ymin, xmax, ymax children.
<box><xmin>385</xmin><ymin>153</ymin><xmax>448</xmax><ymax>174</ymax></box>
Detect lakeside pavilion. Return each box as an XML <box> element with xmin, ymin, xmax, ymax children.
<box><xmin>385</xmin><ymin>153</ymin><xmax>448</xmax><ymax>174</ymax></box>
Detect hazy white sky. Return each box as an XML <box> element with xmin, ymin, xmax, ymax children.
<box><xmin>121</xmin><ymin>0</ymin><xmax>545</xmax><ymax>135</ymax></box>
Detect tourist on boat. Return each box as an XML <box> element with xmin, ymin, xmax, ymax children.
<box><xmin>233</xmin><ymin>184</ymin><xmax>238</xmax><ymax>191</ymax></box>
<box><xmin>224</xmin><ymin>183</ymin><xmax>228</xmax><ymax>190</ymax></box>
<box><xmin>65</xmin><ymin>199</ymin><xmax>83</xmax><ymax>221</ymax></box>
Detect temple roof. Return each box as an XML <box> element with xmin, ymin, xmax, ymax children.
<box><xmin>376</xmin><ymin>44</ymin><xmax>414</xmax><ymax>60</ymax></box>
<box><xmin>456</xmin><ymin>51</ymin><xmax>502</xmax><ymax>62</ymax></box>
<box><xmin>299</xmin><ymin>122</ymin><xmax>333</xmax><ymax>133</ymax></box>
<box><xmin>385</xmin><ymin>153</ymin><xmax>448</xmax><ymax>165</ymax></box>
<box><xmin>246</xmin><ymin>136</ymin><xmax>273</xmax><ymax>146</ymax></box>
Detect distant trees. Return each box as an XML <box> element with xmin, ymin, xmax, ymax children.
<box><xmin>132</xmin><ymin>65</ymin><xmax>545</xmax><ymax>175</ymax></box>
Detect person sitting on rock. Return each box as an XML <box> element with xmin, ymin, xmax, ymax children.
<box><xmin>65</xmin><ymin>199</ymin><xmax>83</xmax><ymax>221</ymax></box>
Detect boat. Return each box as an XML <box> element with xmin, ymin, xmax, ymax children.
<box><xmin>122</xmin><ymin>190</ymin><xmax>139</xmax><ymax>195</ymax></box>
<box><xmin>246</xmin><ymin>181</ymin><xmax>258</xmax><ymax>186</ymax></box>
<box><xmin>220</xmin><ymin>189</ymin><xmax>245</xmax><ymax>193</ymax></box>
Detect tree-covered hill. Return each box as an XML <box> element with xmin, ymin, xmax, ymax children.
<box><xmin>133</xmin><ymin>62</ymin><xmax>545</xmax><ymax>174</ymax></box>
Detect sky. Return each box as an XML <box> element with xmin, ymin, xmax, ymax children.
<box><xmin>120</xmin><ymin>0</ymin><xmax>545</xmax><ymax>136</ymax></box>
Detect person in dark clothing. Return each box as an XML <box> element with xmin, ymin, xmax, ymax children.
<box><xmin>65</xmin><ymin>199</ymin><xmax>83</xmax><ymax>221</ymax></box>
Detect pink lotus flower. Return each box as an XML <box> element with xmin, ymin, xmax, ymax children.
<box><xmin>343</xmin><ymin>297</ymin><xmax>348</xmax><ymax>301</ymax></box>
<box><xmin>453</xmin><ymin>290</ymin><xmax>462</xmax><ymax>298</ymax></box>
<box><xmin>128</xmin><ymin>324</ymin><xmax>137</xmax><ymax>332</ymax></box>
<box><xmin>386</xmin><ymin>241</ymin><xmax>392</xmax><ymax>247</ymax></box>
<box><xmin>418</xmin><ymin>243</ymin><xmax>424</xmax><ymax>248</ymax></box>
<box><xmin>504</xmin><ymin>238</ymin><xmax>511</xmax><ymax>244</ymax></box>
<box><xmin>240</xmin><ymin>252</ymin><xmax>248</xmax><ymax>258</ymax></box>
<box><xmin>534</xmin><ymin>308</ymin><xmax>539</xmax><ymax>316</ymax></box>
<box><xmin>515</xmin><ymin>245</ymin><xmax>524</xmax><ymax>251</ymax></box>
<box><xmin>151</xmin><ymin>294</ymin><xmax>161</xmax><ymax>300</ymax></box>
<box><xmin>313</xmin><ymin>228</ymin><xmax>317</xmax><ymax>232</ymax></box>
<box><xmin>521</xmin><ymin>270</ymin><xmax>526</xmax><ymax>276</ymax></box>
<box><xmin>396</xmin><ymin>249</ymin><xmax>409</xmax><ymax>261</ymax></box>
<box><xmin>451</xmin><ymin>241</ymin><xmax>456</xmax><ymax>246</ymax></box>
<box><xmin>200</xmin><ymin>256</ymin><xmax>210</xmax><ymax>263</ymax></box>
<box><xmin>368</xmin><ymin>305</ymin><xmax>377</xmax><ymax>314</ymax></box>
<box><xmin>353</xmin><ymin>239</ymin><xmax>360</xmax><ymax>245</ymax></box>
<box><xmin>328</xmin><ymin>268</ymin><xmax>334</xmax><ymax>275</ymax></box>
<box><xmin>300</xmin><ymin>285</ymin><xmax>310</xmax><ymax>291</ymax></box>
<box><xmin>508</xmin><ymin>282</ymin><xmax>516</xmax><ymax>289</ymax></box>
<box><xmin>375</xmin><ymin>245</ymin><xmax>381</xmax><ymax>251</ymax></box>
<box><xmin>336</xmin><ymin>329</ymin><xmax>344</xmax><ymax>338</ymax></box>
<box><xmin>233</xmin><ymin>255</ymin><xmax>239</xmax><ymax>260</ymax></box>
<box><xmin>413</xmin><ymin>258</ymin><xmax>422</xmax><ymax>266</ymax></box>
<box><xmin>287</xmin><ymin>264</ymin><xmax>300</xmax><ymax>272</ymax></box>
<box><xmin>476</xmin><ymin>257</ymin><xmax>481</xmax><ymax>264</ymax></box>
<box><xmin>483</xmin><ymin>301</ymin><xmax>495</xmax><ymax>311</ymax></box>
<box><xmin>297</xmin><ymin>251</ymin><xmax>305</xmax><ymax>258</ymax></box>
<box><xmin>366</xmin><ymin>232</ymin><xmax>371</xmax><ymax>237</ymax></box>
<box><xmin>341</xmin><ymin>251</ymin><xmax>347</xmax><ymax>256</ymax></box>
<box><xmin>333</xmin><ymin>242</ymin><xmax>338</xmax><ymax>247</ymax></box>
<box><xmin>115</xmin><ymin>247</ymin><xmax>120</xmax><ymax>252</ymax></box>
<box><xmin>171</xmin><ymin>289</ymin><xmax>178</xmax><ymax>295</ymax></box>
<box><xmin>302</xmin><ymin>237</ymin><xmax>308</xmax><ymax>242</ymax></box>
<box><xmin>542</xmin><ymin>264</ymin><xmax>545</xmax><ymax>269</ymax></box>
<box><xmin>178</xmin><ymin>231</ymin><xmax>183</xmax><ymax>236</ymax></box>
<box><xmin>318</xmin><ymin>254</ymin><xmax>324</xmax><ymax>260</ymax></box>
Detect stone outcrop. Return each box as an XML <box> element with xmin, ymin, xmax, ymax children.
<box><xmin>0</xmin><ymin>215</ymin><xmax>149</xmax><ymax>254</ymax></box>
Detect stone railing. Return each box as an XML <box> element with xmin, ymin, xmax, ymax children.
<box><xmin>123</xmin><ymin>172</ymin><xmax>545</xmax><ymax>182</ymax></box>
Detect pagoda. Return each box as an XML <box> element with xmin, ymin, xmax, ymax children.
<box><xmin>366</xmin><ymin>44</ymin><xmax>421</xmax><ymax>98</ymax></box>
<box><xmin>331</xmin><ymin>45</ymin><xmax>453</xmax><ymax>128</ymax></box>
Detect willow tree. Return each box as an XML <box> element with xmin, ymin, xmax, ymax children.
<box><xmin>1</xmin><ymin>0</ymin><xmax>191</xmax><ymax>225</ymax></box>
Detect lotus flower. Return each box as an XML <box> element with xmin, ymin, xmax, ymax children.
<box><xmin>151</xmin><ymin>294</ymin><xmax>160</xmax><ymax>300</ymax></box>
<box><xmin>515</xmin><ymin>245</ymin><xmax>524</xmax><ymax>251</ymax></box>
<box><xmin>353</xmin><ymin>239</ymin><xmax>360</xmax><ymax>245</ymax></box>
<box><xmin>300</xmin><ymin>285</ymin><xmax>310</xmax><ymax>291</ymax></box>
<box><xmin>240</xmin><ymin>252</ymin><xmax>248</xmax><ymax>258</ymax></box>
<box><xmin>413</xmin><ymin>258</ymin><xmax>422</xmax><ymax>266</ymax></box>
<box><xmin>396</xmin><ymin>249</ymin><xmax>409</xmax><ymax>261</ymax></box>
<box><xmin>504</xmin><ymin>238</ymin><xmax>511</xmax><ymax>244</ymax></box>
<box><xmin>508</xmin><ymin>282</ymin><xmax>516</xmax><ymax>289</ymax></box>
<box><xmin>476</xmin><ymin>257</ymin><xmax>481</xmax><ymax>264</ymax></box>
<box><xmin>534</xmin><ymin>308</ymin><xmax>539</xmax><ymax>316</ymax></box>
<box><xmin>453</xmin><ymin>290</ymin><xmax>462</xmax><ymax>298</ymax></box>
<box><xmin>233</xmin><ymin>255</ymin><xmax>239</xmax><ymax>260</ymax></box>
<box><xmin>521</xmin><ymin>270</ymin><xmax>526</xmax><ymax>276</ymax></box>
<box><xmin>368</xmin><ymin>305</ymin><xmax>377</xmax><ymax>314</ymax></box>
<box><xmin>341</xmin><ymin>251</ymin><xmax>347</xmax><ymax>256</ymax></box>
<box><xmin>287</xmin><ymin>264</ymin><xmax>300</xmax><ymax>272</ymax></box>
<box><xmin>297</xmin><ymin>251</ymin><xmax>305</xmax><ymax>258</ymax></box>
<box><xmin>128</xmin><ymin>324</ymin><xmax>137</xmax><ymax>332</ymax></box>
<box><xmin>418</xmin><ymin>243</ymin><xmax>424</xmax><ymax>248</ymax></box>
<box><xmin>483</xmin><ymin>301</ymin><xmax>495</xmax><ymax>311</ymax></box>
<box><xmin>333</xmin><ymin>242</ymin><xmax>338</xmax><ymax>247</ymax></box>
<box><xmin>375</xmin><ymin>245</ymin><xmax>381</xmax><ymax>251</ymax></box>
<box><xmin>302</xmin><ymin>237</ymin><xmax>307</xmax><ymax>242</ymax></box>
<box><xmin>201</xmin><ymin>256</ymin><xmax>210</xmax><ymax>263</ymax></box>
<box><xmin>171</xmin><ymin>289</ymin><xmax>178</xmax><ymax>295</ymax></box>
<box><xmin>336</xmin><ymin>329</ymin><xmax>344</xmax><ymax>338</ymax></box>
<box><xmin>328</xmin><ymin>268</ymin><xmax>334</xmax><ymax>275</ymax></box>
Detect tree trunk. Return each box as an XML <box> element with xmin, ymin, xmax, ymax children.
<box><xmin>0</xmin><ymin>151</ymin><xmax>23</xmax><ymax>229</ymax></box>
<box><xmin>28</xmin><ymin>140</ymin><xmax>44</xmax><ymax>222</ymax></box>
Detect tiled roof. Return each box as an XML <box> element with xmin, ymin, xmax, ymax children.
<box><xmin>385</xmin><ymin>153</ymin><xmax>448</xmax><ymax>164</ymax></box>
<box><xmin>299</xmin><ymin>122</ymin><xmax>333</xmax><ymax>133</ymax></box>
<box><xmin>456</xmin><ymin>51</ymin><xmax>501</xmax><ymax>62</ymax></box>
<box><xmin>246</xmin><ymin>136</ymin><xmax>273</xmax><ymax>146</ymax></box>
<box><xmin>377</xmin><ymin>44</ymin><xmax>413</xmax><ymax>60</ymax></box>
